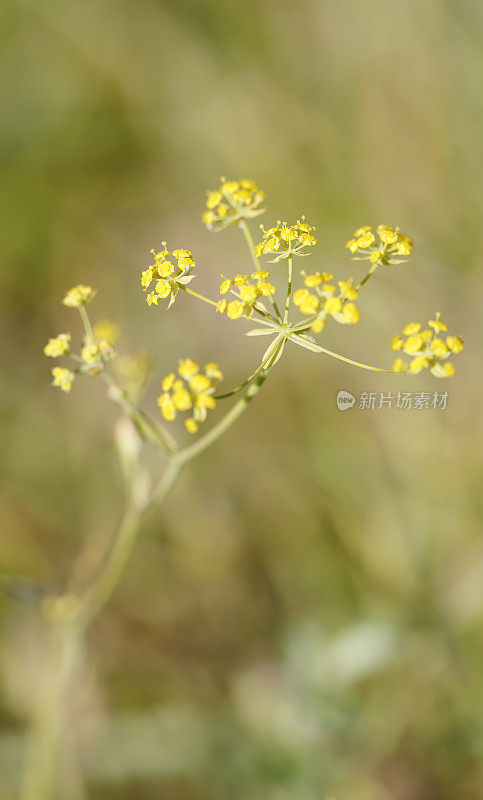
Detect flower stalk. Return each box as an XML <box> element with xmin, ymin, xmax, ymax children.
<box><xmin>24</xmin><ymin>177</ymin><xmax>464</xmax><ymax>800</ymax></box>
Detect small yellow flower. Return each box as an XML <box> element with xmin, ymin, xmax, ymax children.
<box><xmin>299</xmin><ymin>294</ymin><xmax>320</xmax><ymax>315</ymax></box>
<box><xmin>446</xmin><ymin>335</ymin><xmax>464</xmax><ymax>354</ymax></box>
<box><xmin>397</xmin><ymin>235</ymin><xmax>413</xmax><ymax>256</ymax></box>
<box><xmin>257</xmin><ymin>281</ymin><xmax>276</xmax><ymax>296</ymax></box>
<box><xmin>219</xmin><ymin>278</ymin><xmax>232</xmax><ymax>294</ymax></box>
<box><xmin>172</xmin><ymin>387</ymin><xmax>192</xmax><ymax>411</ymax></box>
<box><xmin>403</xmin><ymin>322</ymin><xmax>421</xmax><ymax>336</ymax></box>
<box><xmin>216</xmin><ymin>299</ymin><xmax>227</xmax><ymax>313</ymax></box>
<box><xmin>203</xmin><ymin>210</ymin><xmax>215</xmax><ymax>226</ymax></box>
<box><xmin>156</xmin><ymin>261</ymin><xmax>176</xmax><ymax>278</ymax></box>
<box><xmin>81</xmin><ymin>343</ymin><xmax>100</xmax><ymax>364</ymax></box>
<box><xmin>51</xmin><ymin>367</ymin><xmax>75</xmax><ymax>392</ymax></box>
<box><xmin>227</xmin><ymin>300</ymin><xmax>246</xmax><ymax>319</ymax></box>
<box><xmin>345</xmin><ymin>238</ymin><xmax>359</xmax><ymax>253</ymax></box>
<box><xmin>233</xmin><ymin>274</ymin><xmax>248</xmax><ymax>286</ymax></box>
<box><xmin>63</xmin><ymin>285</ymin><xmax>96</xmax><ymax>308</ymax></box>
<box><xmin>185</xmin><ymin>418</ymin><xmax>199</xmax><ymax>433</ymax></box>
<box><xmin>239</xmin><ymin>284</ymin><xmax>259</xmax><ymax>303</ymax></box>
<box><xmin>293</xmin><ymin>288</ymin><xmax>310</xmax><ymax>306</ymax></box>
<box><xmin>155</xmin><ymin>279</ymin><xmax>172</xmax><ymax>299</ymax></box>
<box><xmin>377</xmin><ymin>226</ymin><xmax>398</xmax><ymax>245</ymax></box>
<box><xmin>311</xmin><ymin>318</ymin><xmax>326</xmax><ymax>333</ymax></box>
<box><xmin>403</xmin><ymin>335</ymin><xmax>424</xmax><ymax>354</ymax></box>
<box><xmin>391</xmin><ymin>336</ymin><xmax>404</xmax><ymax>350</ymax></box>
<box><xmin>428</xmin><ymin>312</ymin><xmax>448</xmax><ymax>333</ymax></box>
<box><xmin>358</xmin><ymin>232</ymin><xmax>376</xmax><ymax>248</ymax></box>
<box><xmin>205</xmin><ymin>362</ymin><xmax>223</xmax><ymax>380</ymax></box>
<box><xmin>146</xmin><ymin>292</ymin><xmax>159</xmax><ymax>306</ymax></box>
<box><xmin>44</xmin><ymin>333</ymin><xmax>71</xmax><ymax>358</ymax></box>
<box><xmin>369</xmin><ymin>250</ymin><xmax>383</xmax><ymax>263</ymax></box>
<box><xmin>190</xmin><ymin>374</ymin><xmax>211</xmax><ymax>394</ymax></box>
<box><xmin>408</xmin><ymin>356</ymin><xmax>429</xmax><ymax>374</ymax></box>
<box><xmin>341</xmin><ymin>303</ymin><xmax>360</xmax><ymax>324</ymax></box>
<box><xmin>222</xmin><ymin>180</ymin><xmax>239</xmax><ymax>194</ymax></box>
<box><xmin>141</xmin><ymin>268</ymin><xmax>154</xmax><ymax>288</ymax></box>
<box><xmin>206</xmin><ymin>190</ymin><xmax>222</xmax><ymax>209</ymax></box>
<box><xmin>178</xmin><ymin>358</ymin><xmax>199</xmax><ymax>379</ymax></box>
<box><xmin>325</xmin><ymin>297</ymin><xmax>342</xmax><ymax>315</ymax></box>
<box><xmin>195</xmin><ymin>393</ymin><xmax>216</xmax><ymax>410</ymax></box>
<box><xmin>304</xmin><ymin>273</ymin><xmax>323</xmax><ymax>288</ymax></box>
<box><xmin>354</xmin><ymin>226</ymin><xmax>372</xmax><ymax>237</ymax></box>
<box><xmin>157</xmin><ymin>393</ymin><xmax>176</xmax><ymax>421</ymax></box>
<box><xmin>393</xmin><ymin>358</ymin><xmax>405</xmax><ymax>372</ymax></box>
<box><xmin>172</xmin><ymin>249</ymin><xmax>191</xmax><ymax>260</ymax></box>
<box><xmin>444</xmin><ymin>363</ymin><xmax>455</xmax><ymax>376</ymax></box>
<box><xmin>430</xmin><ymin>338</ymin><xmax>449</xmax><ymax>358</ymax></box>
<box><xmin>251</xmin><ymin>270</ymin><xmax>270</xmax><ymax>280</ymax></box>
<box><xmin>162</xmin><ymin>373</ymin><xmax>176</xmax><ymax>391</ymax></box>
<box><xmin>338</xmin><ymin>280</ymin><xmax>358</xmax><ymax>300</ymax></box>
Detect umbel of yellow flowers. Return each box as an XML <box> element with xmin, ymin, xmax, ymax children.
<box><xmin>391</xmin><ymin>313</ymin><xmax>463</xmax><ymax>377</ymax></box>
<box><xmin>202</xmin><ymin>178</ymin><xmax>265</xmax><ymax>230</ymax></box>
<box><xmin>158</xmin><ymin>359</ymin><xmax>223</xmax><ymax>433</ymax></box>
<box><xmin>44</xmin><ymin>178</ymin><xmax>464</xmax><ymax>436</ymax></box>
<box><xmin>346</xmin><ymin>224</ymin><xmax>413</xmax><ymax>265</ymax></box>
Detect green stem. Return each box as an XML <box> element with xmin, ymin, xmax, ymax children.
<box><xmin>239</xmin><ymin>218</ymin><xmax>260</xmax><ymax>273</ymax></box>
<box><xmin>151</xmin><ymin>457</ymin><xmax>182</xmax><ymax>505</ymax></box>
<box><xmin>22</xmin><ymin>620</ymin><xmax>82</xmax><ymax>800</ymax></box>
<box><xmin>78</xmin><ymin>306</ymin><xmax>94</xmax><ymax>345</ymax></box>
<box><xmin>240</xmin><ymin>219</ymin><xmax>281</xmax><ymax>319</ymax></box>
<box><xmin>292</xmin><ymin>336</ymin><xmax>396</xmax><ymax>373</ymax></box>
<box><xmin>79</xmin><ymin>507</ymin><xmax>142</xmax><ymax>622</ymax></box>
<box><xmin>356</xmin><ymin>263</ymin><xmax>379</xmax><ymax>290</ymax></box>
<box><xmin>175</xmin><ymin>372</ymin><xmax>268</xmax><ymax>466</ymax></box>
<box><xmin>22</xmin><ymin>362</ymin><xmax>273</xmax><ymax>799</ymax></box>
<box><xmin>283</xmin><ymin>254</ymin><xmax>293</xmax><ymax>324</ymax></box>
<box><xmin>215</xmin><ymin>360</ymin><xmax>268</xmax><ymax>400</ymax></box>
<box><xmin>183</xmin><ymin>286</ymin><xmax>218</xmax><ymax>307</ymax></box>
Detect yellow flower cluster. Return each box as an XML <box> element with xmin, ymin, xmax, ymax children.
<box><xmin>293</xmin><ymin>272</ymin><xmax>360</xmax><ymax>332</ymax></box>
<box><xmin>345</xmin><ymin>225</ymin><xmax>413</xmax><ymax>266</ymax></box>
<box><xmin>62</xmin><ymin>285</ymin><xmax>96</xmax><ymax>307</ymax></box>
<box><xmin>141</xmin><ymin>245</ymin><xmax>196</xmax><ymax>308</ymax></box>
<box><xmin>391</xmin><ymin>313</ymin><xmax>463</xmax><ymax>377</ymax></box>
<box><xmin>44</xmin><ymin>333</ymin><xmax>71</xmax><ymax>358</ymax></box>
<box><xmin>80</xmin><ymin>338</ymin><xmax>116</xmax><ymax>375</ymax></box>
<box><xmin>51</xmin><ymin>367</ymin><xmax>75</xmax><ymax>393</ymax></box>
<box><xmin>255</xmin><ymin>217</ymin><xmax>317</xmax><ymax>262</ymax></box>
<box><xmin>216</xmin><ymin>270</ymin><xmax>276</xmax><ymax>320</ymax></box>
<box><xmin>203</xmin><ymin>178</ymin><xmax>265</xmax><ymax>231</ymax></box>
<box><xmin>158</xmin><ymin>359</ymin><xmax>223</xmax><ymax>433</ymax></box>
<box><xmin>93</xmin><ymin>319</ymin><xmax>120</xmax><ymax>345</ymax></box>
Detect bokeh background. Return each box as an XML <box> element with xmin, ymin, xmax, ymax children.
<box><xmin>1</xmin><ymin>1</ymin><xmax>482</xmax><ymax>798</ymax></box>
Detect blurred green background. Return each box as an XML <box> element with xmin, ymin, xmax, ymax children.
<box><xmin>1</xmin><ymin>0</ymin><xmax>482</xmax><ymax>798</ymax></box>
